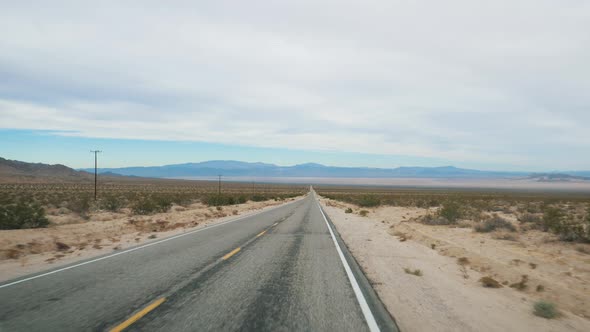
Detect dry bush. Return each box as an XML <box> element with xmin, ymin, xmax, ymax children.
<box><xmin>474</xmin><ymin>214</ymin><xmax>516</xmax><ymax>233</ymax></box>
<box><xmin>55</xmin><ymin>242</ymin><xmax>70</xmax><ymax>251</ymax></box>
<box><xmin>492</xmin><ymin>231</ymin><xmax>519</xmax><ymax>241</ymax></box>
<box><xmin>345</xmin><ymin>207</ymin><xmax>353</xmax><ymax>214</ymax></box>
<box><xmin>479</xmin><ymin>276</ymin><xmax>502</xmax><ymax>288</ymax></box>
<box><xmin>420</xmin><ymin>214</ymin><xmax>454</xmax><ymax>225</ymax></box>
<box><xmin>510</xmin><ymin>275</ymin><xmax>529</xmax><ymax>291</ymax></box>
<box><xmin>404</xmin><ymin>268</ymin><xmax>423</xmax><ymax>276</ymax></box>
<box><xmin>359</xmin><ymin>210</ymin><xmax>369</xmax><ymax>217</ymax></box>
<box><xmin>457</xmin><ymin>257</ymin><xmax>470</xmax><ymax>265</ymax></box>
<box><xmin>518</xmin><ymin>213</ymin><xmax>542</xmax><ymax>224</ymax></box>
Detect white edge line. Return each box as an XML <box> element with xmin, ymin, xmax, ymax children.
<box><xmin>315</xmin><ymin>193</ymin><xmax>380</xmax><ymax>332</ymax></box>
<box><xmin>0</xmin><ymin>197</ymin><xmax>304</xmax><ymax>289</ymax></box>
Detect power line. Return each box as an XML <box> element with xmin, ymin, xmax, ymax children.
<box><xmin>90</xmin><ymin>150</ymin><xmax>102</xmax><ymax>201</ymax></box>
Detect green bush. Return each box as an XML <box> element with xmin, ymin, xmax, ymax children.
<box><xmin>100</xmin><ymin>195</ymin><xmax>124</xmax><ymax>212</ymax></box>
<box><xmin>0</xmin><ymin>200</ymin><xmax>49</xmax><ymax>229</ymax></box>
<box><xmin>132</xmin><ymin>195</ymin><xmax>172</xmax><ymax>215</ymax></box>
<box><xmin>542</xmin><ymin>207</ymin><xmax>563</xmax><ymax>232</ymax></box>
<box><xmin>533</xmin><ymin>301</ymin><xmax>558</xmax><ymax>319</ymax></box>
<box><xmin>439</xmin><ymin>201</ymin><xmax>461</xmax><ymax>223</ymax></box>
<box><xmin>358</xmin><ymin>195</ymin><xmax>380</xmax><ymax>207</ymax></box>
<box><xmin>345</xmin><ymin>207</ymin><xmax>353</xmax><ymax>214</ymax></box>
<box><xmin>250</xmin><ymin>194</ymin><xmax>267</xmax><ymax>202</ymax></box>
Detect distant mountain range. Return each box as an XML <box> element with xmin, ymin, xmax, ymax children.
<box><xmin>77</xmin><ymin>160</ymin><xmax>590</xmax><ymax>180</ymax></box>
<box><xmin>2</xmin><ymin>157</ymin><xmax>590</xmax><ymax>184</ymax></box>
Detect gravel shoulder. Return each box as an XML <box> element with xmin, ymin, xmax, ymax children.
<box><xmin>320</xmin><ymin>198</ymin><xmax>590</xmax><ymax>332</ymax></box>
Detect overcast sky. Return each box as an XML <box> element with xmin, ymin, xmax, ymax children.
<box><xmin>1</xmin><ymin>1</ymin><xmax>589</xmax><ymax>170</ymax></box>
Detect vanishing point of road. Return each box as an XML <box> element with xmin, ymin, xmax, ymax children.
<box><xmin>0</xmin><ymin>191</ymin><xmax>398</xmax><ymax>331</ymax></box>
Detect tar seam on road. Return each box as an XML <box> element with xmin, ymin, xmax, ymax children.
<box><xmin>0</xmin><ymin>197</ymin><xmax>304</xmax><ymax>289</ymax></box>
<box><xmin>315</xmin><ymin>195</ymin><xmax>380</xmax><ymax>332</ymax></box>
<box><xmin>109</xmin><ymin>297</ymin><xmax>166</xmax><ymax>332</ymax></box>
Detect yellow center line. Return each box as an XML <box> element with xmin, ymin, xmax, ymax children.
<box><xmin>256</xmin><ymin>230</ymin><xmax>267</xmax><ymax>238</ymax></box>
<box><xmin>109</xmin><ymin>297</ymin><xmax>166</xmax><ymax>332</ymax></box>
<box><xmin>222</xmin><ymin>247</ymin><xmax>241</xmax><ymax>260</ymax></box>
<box><xmin>273</xmin><ymin>222</ymin><xmax>279</xmax><ymax>226</ymax></box>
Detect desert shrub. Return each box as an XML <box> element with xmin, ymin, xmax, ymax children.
<box><xmin>510</xmin><ymin>275</ymin><xmax>529</xmax><ymax>291</ymax></box>
<box><xmin>457</xmin><ymin>257</ymin><xmax>470</xmax><ymax>265</ymax></box>
<box><xmin>358</xmin><ymin>195</ymin><xmax>380</xmax><ymax>207</ymax></box>
<box><xmin>250</xmin><ymin>194</ymin><xmax>267</xmax><ymax>202</ymax></box>
<box><xmin>359</xmin><ymin>210</ymin><xmax>369</xmax><ymax>217</ymax></box>
<box><xmin>132</xmin><ymin>195</ymin><xmax>172</xmax><ymax>215</ymax></box>
<box><xmin>404</xmin><ymin>268</ymin><xmax>423</xmax><ymax>276</ymax></box>
<box><xmin>202</xmin><ymin>194</ymin><xmax>234</xmax><ymax>206</ymax></box>
<box><xmin>0</xmin><ymin>200</ymin><xmax>49</xmax><ymax>229</ymax></box>
<box><xmin>518</xmin><ymin>213</ymin><xmax>542</xmax><ymax>224</ymax></box>
<box><xmin>439</xmin><ymin>201</ymin><xmax>461</xmax><ymax>223</ymax></box>
<box><xmin>540</xmin><ymin>206</ymin><xmax>590</xmax><ymax>243</ymax></box>
<box><xmin>68</xmin><ymin>194</ymin><xmax>92</xmax><ymax>216</ymax></box>
<box><xmin>421</xmin><ymin>214</ymin><xmax>454</xmax><ymax>225</ymax></box>
<box><xmin>236</xmin><ymin>195</ymin><xmax>248</xmax><ymax>204</ymax></box>
<box><xmin>100</xmin><ymin>195</ymin><xmax>124</xmax><ymax>212</ymax></box>
<box><xmin>345</xmin><ymin>207</ymin><xmax>353</xmax><ymax>214</ymax></box>
<box><xmin>474</xmin><ymin>215</ymin><xmax>516</xmax><ymax>233</ymax></box>
<box><xmin>479</xmin><ymin>276</ymin><xmax>502</xmax><ymax>288</ymax></box>
<box><xmin>542</xmin><ymin>207</ymin><xmax>563</xmax><ymax>232</ymax></box>
<box><xmin>533</xmin><ymin>301</ymin><xmax>558</xmax><ymax>319</ymax></box>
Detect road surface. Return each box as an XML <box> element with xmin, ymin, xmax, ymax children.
<box><xmin>0</xmin><ymin>192</ymin><xmax>397</xmax><ymax>331</ymax></box>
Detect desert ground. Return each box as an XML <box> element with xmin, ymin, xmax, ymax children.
<box><xmin>319</xmin><ymin>192</ymin><xmax>590</xmax><ymax>332</ymax></box>
<box><xmin>0</xmin><ymin>181</ymin><xmax>305</xmax><ymax>282</ymax></box>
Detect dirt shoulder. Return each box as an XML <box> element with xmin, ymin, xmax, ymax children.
<box><xmin>320</xmin><ymin>198</ymin><xmax>590</xmax><ymax>332</ymax></box>
<box><xmin>0</xmin><ymin>197</ymin><xmax>301</xmax><ymax>283</ymax></box>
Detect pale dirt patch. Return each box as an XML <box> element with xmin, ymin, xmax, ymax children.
<box><xmin>320</xmin><ymin>198</ymin><xmax>590</xmax><ymax>332</ymax></box>
<box><xmin>0</xmin><ymin>197</ymin><xmax>301</xmax><ymax>282</ymax></box>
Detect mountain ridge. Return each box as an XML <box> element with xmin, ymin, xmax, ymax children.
<box><xmin>80</xmin><ymin>160</ymin><xmax>531</xmax><ymax>179</ymax></box>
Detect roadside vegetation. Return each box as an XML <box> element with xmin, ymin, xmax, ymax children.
<box><xmin>0</xmin><ymin>182</ymin><xmax>305</xmax><ymax>229</ymax></box>
<box><xmin>533</xmin><ymin>301</ymin><xmax>559</xmax><ymax>319</ymax></box>
<box><xmin>319</xmin><ymin>187</ymin><xmax>590</xmax><ymax>243</ymax></box>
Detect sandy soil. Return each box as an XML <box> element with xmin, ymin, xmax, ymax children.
<box><xmin>320</xmin><ymin>198</ymin><xmax>590</xmax><ymax>332</ymax></box>
<box><xmin>0</xmin><ymin>197</ymin><xmax>301</xmax><ymax>282</ymax></box>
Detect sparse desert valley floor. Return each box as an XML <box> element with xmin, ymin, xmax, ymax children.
<box><xmin>320</xmin><ymin>197</ymin><xmax>590</xmax><ymax>332</ymax></box>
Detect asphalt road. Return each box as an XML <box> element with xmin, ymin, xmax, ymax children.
<box><xmin>0</xmin><ymin>192</ymin><xmax>397</xmax><ymax>331</ymax></box>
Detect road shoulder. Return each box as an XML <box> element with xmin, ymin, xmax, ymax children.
<box><xmin>320</xmin><ymin>198</ymin><xmax>590</xmax><ymax>332</ymax></box>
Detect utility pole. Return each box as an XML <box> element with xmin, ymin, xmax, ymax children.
<box><xmin>90</xmin><ymin>150</ymin><xmax>102</xmax><ymax>201</ymax></box>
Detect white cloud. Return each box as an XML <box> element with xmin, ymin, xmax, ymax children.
<box><xmin>1</xmin><ymin>0</ymin><xmax>589</xmax><ymax>169</ymax></box>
